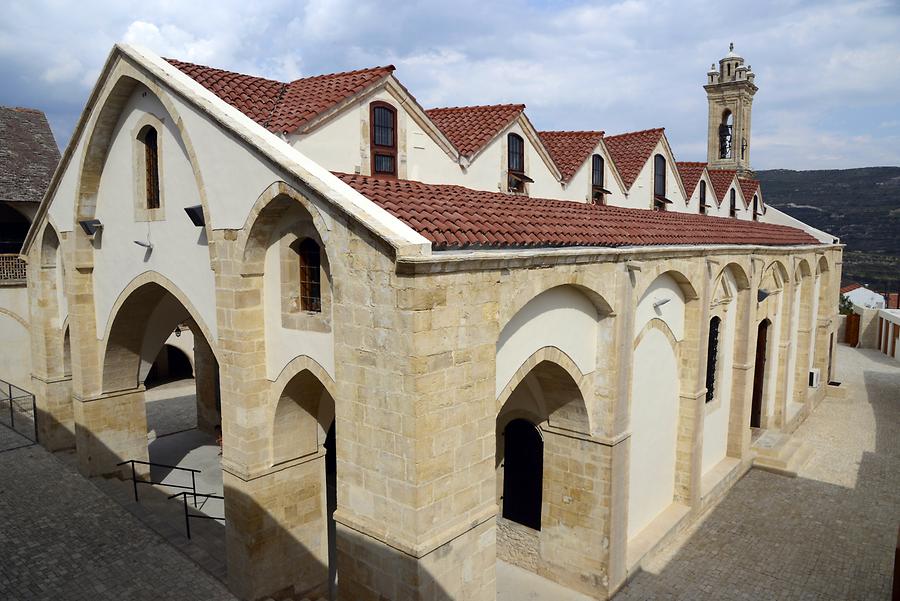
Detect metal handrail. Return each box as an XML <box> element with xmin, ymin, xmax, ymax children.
<box><xmin>167</xmin><ymin>491</ymin><xmax>225</xmax><ymax>539</ymax></box>
<box><xmin>0</xmin><ymin>378</ymin><xmax>38</xmax><ymax>442</ymax></box>
<box><xmin>116</xmin><ymin>459</ymin><xmax>201</xmax><ymax>505</ymax></box>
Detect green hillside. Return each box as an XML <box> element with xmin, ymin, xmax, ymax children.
<box><xmin>757</xmin><ymin>167</ymin><xmax>900</xmax><ymax>292</ymax></box>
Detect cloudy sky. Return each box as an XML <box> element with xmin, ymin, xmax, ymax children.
<box><xmin>2</xmin><ymin>0</ymin><xmax>899</xmax><ymax>170</ymax></box>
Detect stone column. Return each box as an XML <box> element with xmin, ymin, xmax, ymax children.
<box><xmin>193</xmin><ymin>332</ymin><xmax>219</xmax><ymax>435</ymax></box>
<box><xmin>225</xmin><ymin>452</ymin><xmax>329</xmax><ymax>600</ymax></box>
<box><xmin>25</xmin><ymin>236</ymin><xmax>75</xmax><ymax>450</ymax></box>
<box><xmin>536</xmin><ymin>427</ymin><xmax>612</xmax><ymax>598</ymax></box>
<box><xmin>73</xmin><ymin>388</ymin><xmax>149</xmax><ymax>477</ymax></box>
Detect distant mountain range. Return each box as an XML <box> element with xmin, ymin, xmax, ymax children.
<box><xmin>757</xmin><ymin>167</ymin><xmax>900</xmax><ymax>293</ymax></box>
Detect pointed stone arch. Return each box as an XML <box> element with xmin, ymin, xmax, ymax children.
<box><xmin>72</xmin><ymin>61</ymin><xmax>214</xmax><ymax>267</ymax></box>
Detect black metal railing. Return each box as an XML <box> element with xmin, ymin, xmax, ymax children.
<box><xmin>0</xmin><ymin>378</ymin><xmax>38</xmax><ymax>442</ymax></box>
<box><xmin>116</xmin><ymin>459</ymin><xmax>201</xmax><ymax>504</ymax></box>
<box><xmin>168</xmin><ymin>491</ymin><xmax>225</xmax><ymax>539</ymax></box>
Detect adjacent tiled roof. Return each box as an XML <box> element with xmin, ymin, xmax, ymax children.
<box><xmin>0</xmin><ymin>106</ymin><xmax>60</xmax><ymax>204</ymax></box>
<box><xmin>603</xmin><ymin>128</ymin><xmax>665</xmax><ymax>190</ymax></box>
<box><xmin>707</xmin><ymin>168</ymin><xmax>738</xmax><ymax>204</ymax></box>
<box><xmin>840</xmin><ymin>283</ymin><xmax>861</xmax><ymax>294</ymax></box>
<box><xmin>539</xmin><ymin>131</ymin><xmax>605</xmax><ymax>183</ymax></box>
<box><xmin>676</xmin><ymin>161</ymin><xmax>707</xmax><ymax>196</ymax></box>
<box><xmin>738</xmin><ymin>177</ymin><xmax>760</xmax><ymax>207</ymax></box>
<box><xmin>336</xmin><ymin>173</ymin><xmax>818</xmax><ymax>250</ymax></box>
<box><xmin>425</xmin><ymin>104</ymin><xmax>524</xmax><ymax>157</ymax></box>
<box><xmin>167</xmin><ymin>59</ymin><xmax>394</xmax><ymax>134</ymax></box>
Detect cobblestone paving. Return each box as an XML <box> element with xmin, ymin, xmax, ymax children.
<box><xmin>0</xmin><ymin>443</ymin><xmax>236</xmax><ymax>601</ymax></box>
<box><xmin>146</xmin><ymin>379</ymin><xmax>198</xmax><ymax>437</ymax></box>
<box><xmin>614</xmin><ymin>345</ymin><xmax>899</xmax><ymax>601</ymax></box>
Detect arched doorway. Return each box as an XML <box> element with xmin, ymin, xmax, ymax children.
<box><xmin>501</xmin><ymin>418</ymin><xmax>543</xmax><ymax>530</ymax></box>
<box><xmin>495</xmin><ymin>357</ymin><xmax>598</xmax><ymax>594</ymax></box>
<box><xmin>100</xmin><ymin>279</ymin><xmax>222</xmax><ymax>515</ymax></box>
<box><xmin>750</xmin><ymin>319</ymin><xmax>771</xmax><ymax>429</ymax></box>
<box><xmin>267</xmin><ymin>367</ymin><xmax>337</xmax><ymax>599</ymax></box>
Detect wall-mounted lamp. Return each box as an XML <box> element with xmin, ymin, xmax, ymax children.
<box><xmin>184</xmin><ymin>205</ymin><xmax>205</xmax><ymax>227</ymax></box>
<box><xmin>653</xmin><ymin>297</ymin><xmax>671</xmax><ymax>309</ymax></box>
<box><xmin>758</xmin><ymin>289</ymin><xmax>771</xmax><ymax>302</ymax></box>
<box><xmin>133</xmin><ymin>239</ymin><xmax>153</xmax><ymax>251</ymax></box>
<box><xmin>79</xmin><ymin>219</ymin><xmax>102</xmax><ymax>237</ymax></box>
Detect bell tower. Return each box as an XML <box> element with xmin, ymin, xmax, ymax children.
<box><xmin>705</xmin><ymin>43</ymin><xmax>757</xmax><ymax>174</ymax></box>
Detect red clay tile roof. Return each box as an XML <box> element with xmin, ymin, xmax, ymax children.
<box><xmin>425</xmin><ymin>104</ymin><xmax>525</xmax><ymax>157</ymax></box>
<box><xmin>539</xmin><ymin>131</ymin><xmax>604</xmax><ymax>183</ymax></box>
<box><xmin>707</xmin><ymin>168</ymin><xmax>738</xmax><ymax>204</ymax></box>
<box><xmin>840</xmin><ymin>283</ymin><xmax>861</xmax><ymax>294</ymax></box>
<box><xmin>167</xmin><ymin>59</ymin><xmax>394</xmax><ymax>134</ymax></box>
<box><xmin>336</xmin><ymin>173</ymin><xmax>818</xmax><ymax>250</ymax></box>
<box><xmin>738</xmin><ymin>177</ymin><xmax>760</xmax><ymax>207</ymax></box>
<box><xmin>676</xmin><ymin>161</ymin><xmax>707</xmax><ymax>197</ymax></box>
<box><xmin>603</xmin><ymin>128</ymin><xmax>665</xmax><ymax>190</ymax></box>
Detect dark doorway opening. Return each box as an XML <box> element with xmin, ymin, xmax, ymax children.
<box><xmin>750</xmin><ymin>319</ymin><xmax>770</xmax><ymax>428</ymax></box>
<box><xmin>325</xmin><ymin>422</ymin><xmax>337</xmax><ymax>598</ymax></box>
<box><xmin>501</xmin><ymin>418</ymin><xmax>543</xmax><ymax>530</ymax></box>
<box><xmin>146</xmin><ymin>344</ymin><xmax>193</xmax><ymax>387</ymax></box>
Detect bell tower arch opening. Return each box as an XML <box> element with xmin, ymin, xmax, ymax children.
<box><xmin>705</xmin><ymin>43</ymin><xmax>757</xmax><ymax>175</ymax></box>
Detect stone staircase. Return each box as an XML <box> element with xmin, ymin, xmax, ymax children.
<box><xmin>751</xmin><ymin>430</ymin><xmax>813</xmax><ymax>477</ymax></box>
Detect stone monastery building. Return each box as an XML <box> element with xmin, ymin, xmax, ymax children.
<box><xmin>21</xmin><ymin>42</ymin><xmax>841</xmax><ymax>600</ymax></box>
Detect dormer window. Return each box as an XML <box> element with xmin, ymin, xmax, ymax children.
<box><xmin>138</xmin><ymin>125</ymin><xmax>160</xmax><ymax>209</ymax></box>
<box><xmin>652</xmin><ymin>154</ymin><xmax>671</xmax><ymax>211</ymax></box>
<box><xmin>699</xmin><ymin>180</ymin><xmax>707</xmax><ymax>215</ymax></box>
<box><xmin>729</xmin><ymin>188</ymin><xmax>737</xmax><ymax>217</ymax></box>
<box><xmin>752</xmin><ymin>194</ymin><xmax>760</xmax><ymax>221</ymax></box>
<box><xmin>370</xmin><ymin>102</ymin><xmax>397</xmax><ymax>177</ymax></box>
<box><xmin>507</xmin><ymin>133</ymin><xmax>532</xmax><ymax>193</ymax></box>
<box><xmin>591</xmin><ymin>154</ymin><xmax>610</xmax><ymax>204</ymax></box>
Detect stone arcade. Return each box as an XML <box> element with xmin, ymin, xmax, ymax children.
<box><xmin>21</xmin><ymin>44</ymin><xmax>840</xmax><ymax>600</ymax></box>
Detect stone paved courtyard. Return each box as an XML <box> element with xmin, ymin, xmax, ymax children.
<box><xmin>0</xmin><ymin>345</ymin><xmax>896</xmax><ymax>600</ymax></box>
<box><xmin>614</xmin><ymin>345</ymin><xmax>898</xmax><ymax>601</ymax></box>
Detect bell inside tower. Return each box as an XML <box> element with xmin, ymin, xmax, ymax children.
<box><xmin>719</xmin><ymin>110</ymin><xmax>733</xmax><ymax>159</ymax></box>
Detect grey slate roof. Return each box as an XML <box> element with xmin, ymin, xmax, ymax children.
<box><xmin>0</xmin><ymin>106</ymin><xmax>60</xmax><ymax>204</ymax></box>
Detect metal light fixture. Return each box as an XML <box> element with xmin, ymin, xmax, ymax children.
<box><xmin>133</xmin><ymin>239</ymin><xmax>153</xmax><ymax>250</ymax></box>
<box><xmin>78</xmin><ymin>219</ymin><xmax>102</xmax><ymax>237</ymax></box>
<box><xmin>653</xmin><ymin>297</ymin><xmax>671</xmax><ymax>309</ymax></box>
<box><xmin>184</xmin><ymin>205</ymin><xmax>205</xmax><ymax>227</ymax></box>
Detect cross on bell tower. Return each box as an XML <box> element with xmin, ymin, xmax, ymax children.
<box><xmin>705</xmin><ymin>43</ymin><xmax>757</xmax><ymax>174</ymax></box>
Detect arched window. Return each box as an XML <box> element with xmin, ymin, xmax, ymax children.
<box><xmin>653</xmin><ymin>154</ymin><xmax>668</xmax><ymax>211</ymax></box>
<box><xmin>296</xmin><ymin>238</ymin><xmax>322</xmax><ymax>312</ymax></box>
<box><xmin>502</xmin><ymin>418</ymin><xmax>543</xmax><ymax>530</ymax></box>
<box><xmin>507</xmin><ymin>133</ymin><xmax>530</xmax><ymax>193</ymax></box>
<box><xmin>370</xmin><ymin>102</ymin><xmax>397</xmax><ymax>177</ymax></box>
<box><xmin>591</xmin><ymin>154</ymin><xmax>606</xmax><ymax>204</ymax></box>
<box><xmin>729</xmin><ymin>188</ymin><xmax>737</xmax><ymax>217</ymax></box>
<box><xmin>138</xmin><ymin>126</ymin><xmax>160</xmax><ymax>209</ymax></box>
<box><xmin>699</xmin><ymin>180</ymin><xmax>707</xmax><ymax>215</ymax></box>
<box><xmin>752</xmin><ymin>194</ymin><xmax>759</xmax><ymax>221</ymax></box>
<box><xmin>705</xmin><ymin>316</ymin><xmax>721</xmax><ymax>403</ymax></box>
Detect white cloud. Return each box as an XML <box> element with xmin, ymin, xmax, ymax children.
<box><xmin>0</xmin><ymin>0</ymin><xmax>897</xmax><ymax>169</ymax></box>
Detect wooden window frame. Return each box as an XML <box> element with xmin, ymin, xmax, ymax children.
<box><xmin>370</xmin><ymin>101</ymin><xmax>397</xmax><ymax>178</ymax></box>
<box><xmin>699</xmin><ymin>180</ymin><xmax>707</xmax><ymax>215</ymax></box>
<box><xmin>706</xmin><ymin>316</ymin><xmax>721</xmax><ymax>403</ymax></box>
<box><xmin>296</xmin><ymin>237</ymin><xmax>322</xmax><ymax>313</ymax></box>
<box><xmin>591</xmin><ymin>154</ymin><xmax>610</xmax><ymax>204</ymax></box>
<box><xmin>653</xmin><ymin>154</ymin><xmax>669</xmax><ymax>211</ymax></box>
<box><xmin>507</xmin><ymin>133</ymin><xmax>531</xmax><ymax>193</ymax></box>
<box><xmin>138</xmin><ymin>125</ymin><xmax>160</xmax><ymax>210</ymax></box>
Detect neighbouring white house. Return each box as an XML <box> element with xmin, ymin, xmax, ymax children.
<box><xmin>841</xmin><ymin>283</ymin><xmax>886</xmax><ymax>309</ymax></box>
